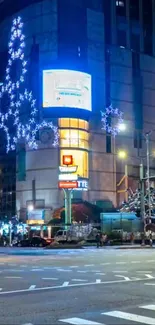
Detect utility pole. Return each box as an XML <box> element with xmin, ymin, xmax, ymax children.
<box><xmin>140</xmin><ymin>163</ymin><xmax>145</xmax><ymax>234</ymax></box>
<box><xmin>146</xmin><ymin>133</ymin><xmax>151</xmax><ymax>221</ymax></box>
<box><xmin>125</xmin><ymin>164</ymin><xmax>128</xmax><ymax>202</ymax></box>
<box><xmin>63</xmin><ymin>189</ymin><xmax>72</xmax><ymax>226</ymax></box>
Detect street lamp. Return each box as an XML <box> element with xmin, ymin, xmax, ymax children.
<box><xmin>117</xmin><ymin>149</ymin><xmax>127</xmax><ymax>160</ymax></box>
<box><xmin>27</xmin><ymin>204</ymin><xmax>34</xmax><ymax>212</ymax></box>
<box><xmin>117</xmin><ymin>150</ymin><xmax>128</xmax><ymax>202</ymax></box>
<box><xmin>117</xmin><ymin>122</ymin><xmax>126</xmax><ymax>132</ymax></box>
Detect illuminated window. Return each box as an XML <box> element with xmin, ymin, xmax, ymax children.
<box><xmin>59</xmin><ymin>118</ymin><xmax>70</xmax><ymax>128</ymax></box>
<box><xmin>59</xmin><ymin>129</ymin><xmax>89</xmax><ymax>149</ymax></box>
<box><xmin>59</xmin><ymin>118</ymin><xmax>89</xmax><ymax>130</ymax></box>
<box><xmin>70</xmin><ymin>118</ymin><xmax>78</xmax><ymax>128</ymax></box>
<box><xmin>60</xmin><ymin>150</ymin><xmax>88</xmax><ymax>178</ymax></box>
<box><xmin>84</xmin><ymin>121</ymin><xmax>89</xmax><ymax>130</ymax></box>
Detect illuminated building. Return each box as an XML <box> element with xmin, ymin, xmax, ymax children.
<box><xmin>0</xmin><ymin>0</ymin><xmax>155</xmax><ymax>222</ymax></box>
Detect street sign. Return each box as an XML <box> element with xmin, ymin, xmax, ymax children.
<box><xmin>58</xmin><ymin>181</ymin><xmax>78</xmax><ymax>189</ymax></box>
<box><xmin>62</xmin><ymin>155</ymin><xmax>73</xmax><ymax>166</ymax></box>
<box><xmin>59</xmin><ymin>166</ymin><xmax>77</xmax><ymax>173</ymax></box>
<box><xmin>58</xmin><ymin>173</ymin><xmax>78</xmax><ymax>181</ymax></box>
<box><xmin>74</xmin><ymin>180</ymin><xmax>88</xmax><ymax>191</ymax></box>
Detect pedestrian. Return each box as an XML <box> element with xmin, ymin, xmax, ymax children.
<box><xmin>100</xmin><ymin>232</ymin><xmax>103</xmax><ymax>247</ymax></box>
<box><xmin>130</xmin><ymin>232</ymin><xmax>134</xmax><ymax>245</ymax></box>
<box><xmin>103</xmin><ymin>233</ymin><xmax>107</xmax><ymax>246</ymax></box>
<box><xmin>96</xmin><ymin>232</ymin><xmax>100</xmax><ymax>248</ymax></box>
<box><xmin>149</xmin><ymin>232</ymin><xmax>153</xmax><ymax>247</ymax></box>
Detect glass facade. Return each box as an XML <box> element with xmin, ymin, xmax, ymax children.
<box><xmin>142</xmin><ymin>0</ymin><xmax>153</xmax><ymax>55</ymax></box>
<box><xmin>60</xmin><ymin>149</ymin><xmax>88</xmax><ymax>179</ymax></box>
<box><xmin>59</xmin><ymin>118</ymin><xmax>89</xmax><ymax>178</ymax></box>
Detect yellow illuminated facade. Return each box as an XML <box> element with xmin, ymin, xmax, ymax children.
<box><xmin>59</xmin><ymin>118</ymin><xmax>89</xmax><ymax>179</ymax></box>
<box><xmin>27</xmin><ymin>220</ymin><xmax>44</xmax><ymax>225</ymax></box>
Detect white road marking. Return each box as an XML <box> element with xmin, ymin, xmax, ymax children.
<box><xmin>96</xmin><ymin>279</ymin><xmax>101</xmax><ymax>283</ymax></box>
<box><xmin>31</xmin><ymin>269</ymin><xmax>43</xmax><ymax>271</ymax></box>
<box><xmin>69</xmin><ymin>266</ymin><xmax>78</xmax><ymax>268</ymax></box>
<box><xmin>72</xmin><ymin>279</ymin><xmax>87</xmax><ymax>282</ymax></box>
<box><xmin>77</xmin><ymin>271</ymin><xmax>88</xmax><ymax>273</ymax></box>
<box><xmin>96</xmin><ymin>273</ymin><xmax>105</xmax><ymax>275</ymax></box>
<box><xmin>137</xmin><ymin>271</ymin><xmax>152</xmax><ymax>273</ymax></box>
<box><xmin>84</xmin><ymin>264</ymin><xmax>94</xmax><ymax>267</ymax></box>
<box><xmin>144</xmin><ymin>283</ymin><xmax>155</xmax><ymax>286</ymax></box>
<box><xmin>115</xmin><ymin>275</ymin><xmax>130</xmax><ymax>281</ymax></box>
<box><xmin>29</xmin><ymin>285</ymin><xmax>36</xmax><ymax>290</ymax></box>
<box><xmin>103</xmin><ymin>311</ymin><xmax>155</xmax><ymax>324</ymax></box>
<box><xmin>6</xmin><ymin>269</ymin><xmax>24</xmax><ymax>272</ymax></box>
<box><xmin>42</xmin><ymin>278</ymin><xmax>58</xmax><ymax>280</ymax></box>
<box><xmin>131</xmin><ymin>261</ymin><xmax>140</xmax><ymax>264</ymax></box>
<box><xmin>140</xmin><ymin>305</ymin><xmax>155</xmax><ymax>311</ymax></box>
<box><xmin>116</xmin><ymin>262</ymin><xmax>127</xmax><ymax>264</ymax></box>
<box><xmin>20</xmin><ymin>265</ymin><xmax>27</xmax><ymax>268</ymax></box>
<box><xmin>5</xmin><ymin>276</ymin><xmax>22</xmax><ymax>279</ymax></box>
<box><xmin>22</xmin><ymin>323</ymin><xmax>33</xmax><ymax>325</ymax></box>
<box><xmin>100</xmin><ymin>263</ymin><xmax>110</xmax><ymax>265</ymax></box>
<box><xmin>0</xmin><ymin>276</ymin><xmax>153</xmax><ymax>295</ymax></box>
<box><xmin>62</xmin><ymin>282</ymin><xmax>69</xmax><ymax>287</ymax></box>
<box><xmin>145</xmin><ymin>274</ymin><xmax>154</xmax><ymax>279</ymax></box>
<box><xmin>112</xmin><ymin>270</ymin><xmax>128</xmax><ymax>273</ymax></box>
<box><xmin>57</xmin><ymin>269</ymin><xmax>72</xmax><ymax>272</ymax></box>
<box><xmin>60</xmin><ymin>317</ymin><xmax>103</xmax><ymax>325</ymax></box>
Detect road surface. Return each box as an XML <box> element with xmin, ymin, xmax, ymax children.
<box><xmin>0</xmin><ymin>247</ymin><xmax>155</xmax><ymax>324</ymax></box>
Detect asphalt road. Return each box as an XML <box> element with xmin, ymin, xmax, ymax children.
<box><xmin>0</xmin><ymin>247</ymin><xmax>155</xmax><ymax>324</ymax></box>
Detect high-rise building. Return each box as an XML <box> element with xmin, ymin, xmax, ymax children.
<box><xmin>0</xmin><ymin>0</ymin><xmax>155</xmax><ymax>223</ymax></box>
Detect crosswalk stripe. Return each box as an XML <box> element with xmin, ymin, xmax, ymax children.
<box><xmin>60</xmin><ymin>317</ymin><xmax>104</xmax><ymax>325</ymax></box>
<box><xmin>140</xmin><ymin>305</ymin><xmax>155</xmax><ymax>311</ymax></box>
<box><xmin>103</xmin><ymin>311</ymin><xmax>155</xmax><ymax>324</ymax></box>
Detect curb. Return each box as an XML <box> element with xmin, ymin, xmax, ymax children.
<box><xmin>116</xmin><ymin>246</ymin><xmax>154</xmax><ymax>249</ymax></box>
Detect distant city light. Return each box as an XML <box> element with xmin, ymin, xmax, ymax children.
<box><xmin>27</xmin><ymin>204</ymin><xmax>34</xmax><ymax>212</ymax></box>
<box><xmin>118</xmin><ymin>150</ymin><xmax>127</xmax><ymax>160</ymax></box>
<box><xmin>118</xmin><ymin>123</ymin><xmax>126</xmax><ymax>132</ymax></box>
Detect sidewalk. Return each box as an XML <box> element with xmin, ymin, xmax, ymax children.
<box><xmin>115</xmin><ymin>244</ymin><xmax>155</xmax><ymax>249</ymax></box>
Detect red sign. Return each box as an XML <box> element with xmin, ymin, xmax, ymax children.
<box><xmin>63</xmin><ymin>155</ymin><xmax>73</xmax><ymax>166</ymax></box>
<box><xmin>58</xmin><ymin>181</ymin><xmax>78</xmax><ymax>189</ymax></box>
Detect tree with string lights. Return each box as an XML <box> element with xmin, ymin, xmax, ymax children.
<box><xmin>120</xmin><ymin>187</ymin><xmax>155</xmax><ymax>219</ymax></box>
<box><xmin>0</xmin><ymin>16</ymin><xmax>59</xmax><ymax>153</ymax></box>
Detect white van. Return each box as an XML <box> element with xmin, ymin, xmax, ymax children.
<box><xmin>54</xmin><ymin>230</ymin><xmax>68</xmax><ymax>242</ymax></box>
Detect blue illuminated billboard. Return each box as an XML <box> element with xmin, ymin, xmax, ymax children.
<box><xmin>42</xmin><ymin>69</ymin><xmax>92</xmax><ymax>112</ymax></box>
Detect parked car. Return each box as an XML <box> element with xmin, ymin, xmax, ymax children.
<box><xmin>15</xmin><ymin>236</ymin><xmax>52</xmax><ymax>247</ymax></box>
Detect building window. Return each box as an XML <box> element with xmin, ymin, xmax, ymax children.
<box><xmin>59</xmin><ymin>118</ymin><xmax>89</xmax><ymax>130</ymax></box>
<box><xmin>134</xmin><ymin>130</ymin><xmax>142</xmax><ymax>149</ymax></box>
<box><xmin>60</xmin><ymin>149</ymin><xmax>88</xmax><ymax>178</ymax></box>
<box><xmin>130</xmin><ymin>34</ymin><xmax>140</xmax><ymax>52</ymax></box>
<box><xmin>129</xmin><ymin>0</ymin><xmax>139</xmax><ymax>20</ymax></box>
<box><xmin>116</xmin><ymin>0</ymin><xmax>126</xmax><ymax>16</ymax></box>
<box><xmin>142</xmin><ymin>0</ymin><xmax>153</xmax><ymax>56</ymax></box>
<box><xmin>59</xmin><ymin>129</ymin><xmax>89</xmax><ymax>149</ymax></box>
<box><xmin>117</xmin><ymin>29</ymin><xmax>127</xmax><ymax>47</ymax></box>
<box><xmin>116</xmin><ymin>1</ymin><xmax>125</xmax><ymax>7</ymax></box>
<box><xmin>106</xmin><ymin>135</ymin><xmax>111</xmax><ymax>153</ymax></box>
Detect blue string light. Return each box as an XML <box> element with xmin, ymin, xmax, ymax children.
<box><xmin>0</xmin><ymin>16</ymin><xmax>59</xmax><ymax>153</ymax></box>
<box><xmin>101</xmin><ymin>104</ymin><xmax>124</xmax><ymax>136</ymax></box>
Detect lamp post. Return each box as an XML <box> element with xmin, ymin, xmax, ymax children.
<box><xmin>117</xmin><ymin>150</ymin><xmax>128</xmax><ymax>202</ymax></box>
<box><xmin>145</xmin><ymin>132</ymin><xmax>152</xmax><ymax>221</ymax></box>
<box><xmin>113</xmin><ymin>122</ymin><xmax>127</xmax><ymax>205</ymax></box>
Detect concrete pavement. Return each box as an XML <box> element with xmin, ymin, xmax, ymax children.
<box><xmin>0</xmin><ymin>247</ymin><xmax>155</xmax><ymax>324</ymax></box>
